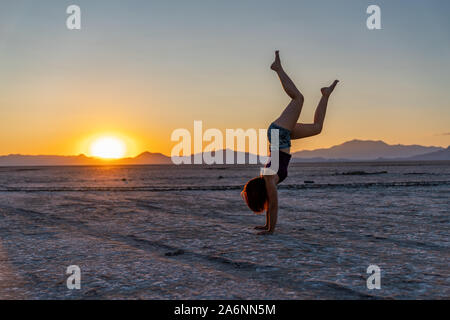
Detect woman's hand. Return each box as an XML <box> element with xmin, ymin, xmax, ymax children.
<box><xmin>261</xmin><ymin>175</ymin><xmax>279</xmax><ymax>234</ymax></box>
<box><xmin>254</xmin><ymin>225</ymin><xmax>268</xmax><ymax>230</ymax></box>
<box><xmin>257</xmin><ymin>230</ymin><xmax>274</xmax><ymax>235</ymax></box>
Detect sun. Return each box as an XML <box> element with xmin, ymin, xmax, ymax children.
<box><xmin>90</xmin><ymin>136</ymin><xmax>126</xmax><ymax>159</ymax></box>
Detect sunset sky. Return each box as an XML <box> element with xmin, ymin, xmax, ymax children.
<box><xmin>1</xmin><ymin>0</ymin><xmax>449</xmax><ymax>157</ymax></box>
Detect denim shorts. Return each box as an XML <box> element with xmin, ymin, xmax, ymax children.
<box><xmin>267</xmin><ymin>122</ymin><xmax>291</xmax><ymax>149</ymax></box>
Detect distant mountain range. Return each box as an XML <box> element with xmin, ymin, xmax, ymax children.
<box><xmin>291</xmin><ymin>140</ymin><xmax>447</xmax><ymax>161</ymax></box>
<box><xmin>0</xmin><ymin>140</ymin><xmax>448</xmax><ymax>166</ymax></box>
<box><xmin>404</xmin><ymin>147</ymin><xmax>450</xmax><ymax>161</ymax></box>
<box><xmin>0</xmin><ymin>152</ymin><xmax>172</xmax><ymax>166</ymax></box>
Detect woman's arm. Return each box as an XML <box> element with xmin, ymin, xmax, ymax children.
<box><xmin>259</xmin><ymin>175</ymin><xmax>279</xmax><ymax>235</ymax></box>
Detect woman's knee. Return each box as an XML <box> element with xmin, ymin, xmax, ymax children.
<box><xmin>294</xmin><ymin>93</ymin><xmax>304</xmax><ymax>106</ymax></box>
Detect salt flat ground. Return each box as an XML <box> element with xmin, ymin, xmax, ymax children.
<box><xmin>0</xmin><ymin>162</ymin><xmax>448</xmax><ymax>299</ymax></box>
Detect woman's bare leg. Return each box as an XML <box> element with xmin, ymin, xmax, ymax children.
<box><xmin>271</xmin><ymin>51</ymin><xmax>304</xmax><ymax>132</ymax></box>
<box><xmin>291</xmin><ymin>80</ymin><xmax>339</xmax><ymax>139</ymax></box>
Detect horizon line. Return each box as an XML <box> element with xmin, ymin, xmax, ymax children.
<box><xmin>0</xmin><ymin>139</ymin><xmax>448</xmax><ymax>159</ymax></box>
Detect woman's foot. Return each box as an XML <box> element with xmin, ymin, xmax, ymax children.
<box><xmin>270</xmin><ymin>50</ymin><xmax>282</xmax><ymax>72</ymax></box>
<box><xmin>321</xmin><ymin>80</ymin><xmax>339</xmax><ymax>97</ymax></box>
<box><xmin>254</xmin><ymin>225</ymin><xmax>268</xmax><ymax>230</ymax></box>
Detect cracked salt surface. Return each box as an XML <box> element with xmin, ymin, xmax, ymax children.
<box><xmin>0</xmin><ymin>162</ymin><xmax>448</xmax><ymax>299</ymax></box>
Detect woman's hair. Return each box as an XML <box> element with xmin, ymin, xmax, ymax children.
<box><xmin>241</xmin><ymin>177</ymin><xmax>267</xmax><ymax>214</ymax></box>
